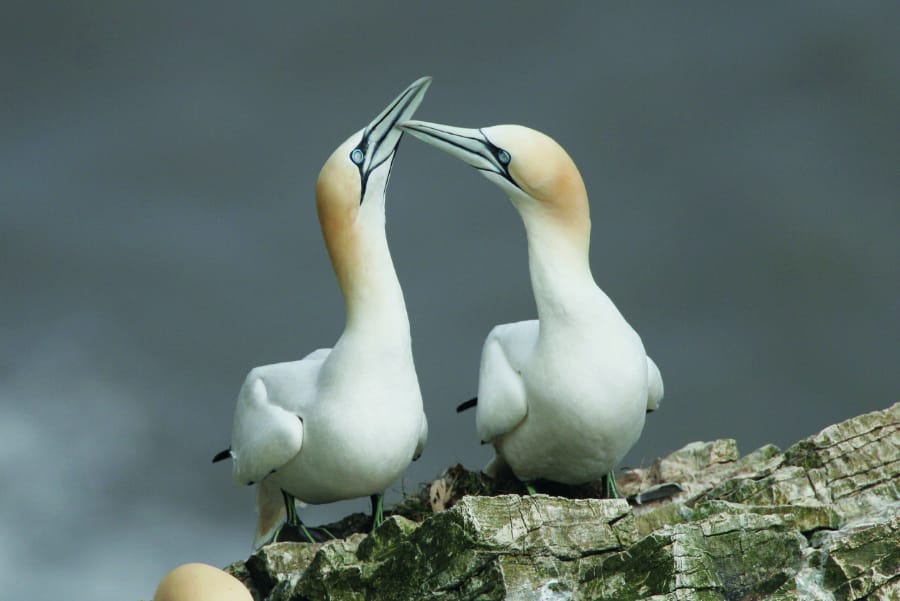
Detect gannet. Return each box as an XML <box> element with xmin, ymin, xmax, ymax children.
<box><xmin>214</xmin><ymin>77</ymin><xmax>431</xmax><ymax>548</ymax></box>
<box><xmin>153</xmin><ymin>563</ymin><xmax>252</xmax><ymax>601</ymax></box>
<box><xmin>400</xmin><ymin>120</ymin><xmax>663</xmax><ymax>496</ymax></box>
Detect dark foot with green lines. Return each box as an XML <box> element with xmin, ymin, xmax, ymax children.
<box><xmin>272</xmin><ymin>522</ymin><xmax>334</xmax><ymax>543</ymax></box>
<box><xmin>270</xmin><ymin>489</ymin><xmax>323</xmax><ymax>543</ymax></box>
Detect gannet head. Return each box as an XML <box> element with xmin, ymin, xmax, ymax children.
<box><xmin>315</xmin><ymin>77</ymin><xmax>430</xmax><ymax>295</ymax></box>
<box><xmin>398</xmin><ymin>121</ymin><xmax>589</xmax><ymax>226</ymax></box>
<box><xmin>316</xmin><ymin>77</ymin><xmax>431</xmax><ymax>233</ymax></box>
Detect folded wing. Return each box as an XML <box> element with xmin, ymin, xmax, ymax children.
<box><xmin>475</xmin><ymin>321</ymin><xmax>534</xmax><ymax>443</ymax></box>
<box><xmin>230</xmin><ymin>349</ymin><xmax>330</xmax><ymax>485</ymax></box>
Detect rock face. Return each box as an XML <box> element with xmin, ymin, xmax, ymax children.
<box><xmin>226</xmin><ymin>403</ymin><xmax>899</xmax><ymax>600</ymax></box>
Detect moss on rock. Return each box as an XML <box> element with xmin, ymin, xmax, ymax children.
<box><xmin>225</xmin><ymin>403</ymin><xmax>899</xmax><ymax>600</ymax></box>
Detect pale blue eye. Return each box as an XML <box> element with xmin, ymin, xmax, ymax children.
<box><xmin>497</xmin><ymin>149</ymin><xmax>511</xmax><ymax>165</ymax></box>
<box><xmin>350</xmin><ymin>148</ymin><xmax>365</xmax><ymax>165</ymax></box>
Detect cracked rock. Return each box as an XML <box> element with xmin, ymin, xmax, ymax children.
<box><xmin>224</xmin><ymin>403</ymin><xmax>899</xmax><ymax>600</ymax></box>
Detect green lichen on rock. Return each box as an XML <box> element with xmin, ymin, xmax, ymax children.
<box><xmin>818</xmin><ymin>507</ymin><xmax>900</xmax><ymax>600</ymax></box>
<box><xmin>226</xmin><ymin>403</ymin><xmax>899</xmax><ymax>600</ymax></box>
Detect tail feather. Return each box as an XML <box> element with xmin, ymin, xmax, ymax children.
<box><xmin>253</xmin><ymin>479</ymin><xmax>286</xmax><ymax>550</ymax></box>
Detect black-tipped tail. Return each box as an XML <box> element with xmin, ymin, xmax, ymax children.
<box><xmin>456</xmin><ymin>397</ymin><xmax>478</xmax><ymax>413</ymax></box>
<box><xmin>212</xmin><ymin>448</ymin><xmax>231</xmax><ymax>463</ymax></box>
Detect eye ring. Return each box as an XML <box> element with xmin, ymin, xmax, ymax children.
<box><xmin>350</xmin><ymin>148</ymin><xmax>365</xmax><ymax>165</ymax></box>
<box><xmin>497</xmin><ymin>149</ymin><xmax>511</xmax><ymax>165</ymax></box>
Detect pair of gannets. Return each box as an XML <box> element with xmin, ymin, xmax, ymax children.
<box><xmin>215</xmin><ymin>76</ymin><xmax>663</xmax><ymax>548</ymax></box>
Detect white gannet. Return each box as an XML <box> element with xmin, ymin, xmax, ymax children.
<box><xmin>400</xmin><ymin>120</ymin><xmax>663</xmax><ymax>496</ymax></box>
<box><xmin>214</xmin><ymin>77</ymin><xmax>431</xmax><ymax>548</ymax></box>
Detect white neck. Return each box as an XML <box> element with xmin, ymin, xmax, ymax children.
<box><xmin>523</xmin><ymin>212</ymin><xmax>597</xmax><ymax>318</ymax></box>
<box><xmin>335</xmin><ymin>199</ymin><xmax>411</xmax><ymax>347</ymax></box>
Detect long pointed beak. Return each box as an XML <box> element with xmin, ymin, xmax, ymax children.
<box><xmin>357</xmin><ymin>76</ymin><xmax>432</xmax><ymax>178</ymax></box>
<box><xmin>399</xmin><ymin>120</ymin><xmax>513</xmax><ymax>183</ymax></box>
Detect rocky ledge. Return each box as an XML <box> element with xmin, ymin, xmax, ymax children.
<box><xmin>226</xmin><ymin>403</ymin><xmax>899</xmax><ymax>600</ymax></box>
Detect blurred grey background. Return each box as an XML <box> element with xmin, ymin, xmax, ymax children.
<box><xmin>2</xmin><ymin>2</ymin><xmax>898</xmax><ymax>599</ymax></box>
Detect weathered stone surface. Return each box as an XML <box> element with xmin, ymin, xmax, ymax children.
<box><xmin>694</xmin><ymin>403</ymin><xmax>900</xmax><ymax>521</ymax></box>
<box><xmin>817</xmin><ymin>505</ymin><xmax>900</xmax><ymax>600</ymax></box>
<box><xmin>224</xmin><ymin>403</ymin><xmax>899</xmax><ymax>600</ymax></box>
<box><xmin>617</xmin><ymin>438</ymin><xmax>783</xmax><ymax>510</ymax></box>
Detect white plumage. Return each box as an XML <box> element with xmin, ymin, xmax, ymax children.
<box><xmin>220</xmin><ymin>77</ymin><xmax>431</xmax><ymax>547</ymax></box>
<box><xmin>401</xmin><ymin>120</ymin><xmax>663</xmax><ymax>488</ymax></box>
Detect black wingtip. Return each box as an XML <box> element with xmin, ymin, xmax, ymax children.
<box><xmin>212</xmin><ymin>448</ymin><xmax>231</xmax><ymax>463</ymax></box>
<box><xmin>456</xmin><ymin>397</ymin><xmax>478</xmax><ymax>413</ymax></box>
<box><xmin>627</xmin><ymin>482</ymin><xmax>684</xmax><ymax>506</ymax></box>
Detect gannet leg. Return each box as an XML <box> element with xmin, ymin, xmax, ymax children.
<box><xmin>274</xmin><ymin>489</ymin><xmax>316</xmax><ymax>544</ymax></box>
<box><xmin>604</xmin><ymin>471</ymin><xmax>621</xmax><ymax>499</ymax></box>
<box><xmin>370</xmin><ymin>493</ymin><xmax>385</xmax><ymax>530</ymax></box>
<box><xmin>282</xmin><ymin>489</ymin><xmax>300</xmax><ymax>525</ymax></box>
<box><xmin>525</xmin><ymin>483</ymin><xmax>538</xmax><ymax>496</ymax></box>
